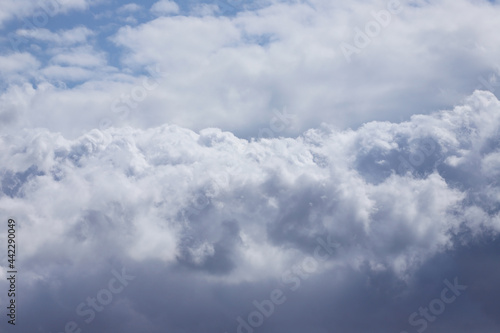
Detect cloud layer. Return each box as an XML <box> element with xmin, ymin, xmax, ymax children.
<box><xmin>1</xmin><ymin>0</ymin><xmax>500</xmax><ymax>138</ymax></box>
<box><xmin>1</xmin><ymin>0</ymin><xmax>500</xmax><ymax>332</ymax></box>
<box><xmin>1</xmin><ymin>90</ymin><xmax>499</xmax><ymax>332</ymax></box>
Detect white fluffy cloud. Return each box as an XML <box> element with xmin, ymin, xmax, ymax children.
<box><xmin>1</xmin><ymin>89</ymin><xmax>499</xmax><ymax>332</ymax></box>
<box><xmin>0</xmin><ymin>89</ymin><xmax>498</xmax><ymax>278</ymax></box>
<box><xmin>150</xmin><ymin>0</ymin><xmax>180</xmax><ymax>15</ymax></box>
<box><xmin>1</xmin><ymin>0</ymin><xmax>499</xmax><ymax>139</ymax></box>
<box><xmin>0</xmin><ymin>52</ymin><xmax>40</xmax><ymax>77</ymax></box>
<box><xmin>1</xmin><ymin>1</ymin><xmax>500</xmax><ymax>332</ymax></box>
<box><xmin>107</xmin><ymin>0</ymin><xmax>500</xmax><ymax>134</ymax></box>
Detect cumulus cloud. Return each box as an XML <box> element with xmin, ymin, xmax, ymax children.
<box><xmin>0</xmin><ymin>90</ymin><xmax>499</xmax><ymax>332</ymax></box>
<box><xmin>0</xmin><ymin>0</ymin><xmax>499</xmax><ymax>140</ymax></box>
<box><xmin>150</xmin><ymin>0</ymin><xmax>180</xmax><ymax>15</ymax></box>
<box><xmin>118</xmin><ymin>3</ymin><xmax>143</xmax><ymax>14</ymax></box>
<box><xmin>106</xmin><ymin>0</ymin><xmax>500</xmax><ymax>135</ymax></box>
<box><xmin>0</xmin><ymin>52</ymin><xmax>40</xmax><ymax>79</ymax></box>
<box><xmin>1</xmin><ymin>0</ymin><xmax>500</xmax><ymax>332</ymax></box>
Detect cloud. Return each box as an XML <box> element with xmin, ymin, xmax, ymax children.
<box><xmin>105</xmin><ymin>0</ymin><xmax>500</xmax><ymax>136</ymax></box>
<box><xmin>150</xmin><ymin>0</ymin><xmax>180</xmax><ymax>16</ymax></box>
<box><xmin>0</xmin><ymin>0</ymin><xmax>92</xmax><ymax>29</ymax></box>
<box><xmin>15</xmin><ymin>26</ymin><xmax>95</xmax><ymax>45</ymax></box>
<box><xmin>48</xmin><ymin>46</ymin><xmax>107</xmax><ymax>68</ymax></box>
<box><xmin>1</xmin><ymin>1</ymin><xmax>500</xmax><ymax>332</ymax></box>
<box><xmin>1</xmin><ymin>0</ymin><xmax>499</xmax><ymax>140</ymax></box>
<box><xmin>1</xmin><ymin>90</ymin><xmax>500</xmax><ymax>332</ymax></box>
<box><xmin>0</xmin><ymin>53</ymin><xmax>40</xmax><ymax>98</ymax></box>
<box><xmin>40</xmin><ymin>65</ymin><xmax>98</xmax><ymax>81</ymax></box>
<box><xmin>118</xmin><ymin>3</ymin><xmax>143</xmax><ymax>14</ymax></box>
<box><xmin>0</xmin><ymin>52</ymin><xmax>40</xmax><ymax>75</ymax></box>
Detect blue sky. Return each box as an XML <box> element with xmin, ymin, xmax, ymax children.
<box><xmin>1</xmin><ymin>1</ymin><xmax>500</xmax><ymax>332</ymax></box>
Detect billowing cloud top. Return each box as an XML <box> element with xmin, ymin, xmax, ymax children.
<box><xmin>1</xmin><ymin>90</ymin><xmax>500</xmax><ymax>332</ymax></box>
<box><xmin>1</xmin><ymin>0</ymin><xmax>500</xmax><ymax>332</ymax></box>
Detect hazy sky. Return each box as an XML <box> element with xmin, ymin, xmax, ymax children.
<box><xmin>1</xmin><ymin>0</ymin><xmax>500</xmax><ymax>332</ymax></box>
